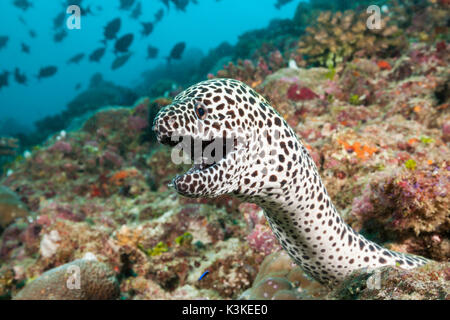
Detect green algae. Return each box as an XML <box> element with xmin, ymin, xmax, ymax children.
<box><xmin>404</xmin><ymin>159</ymin><xmax>417</xmax><ymax>170</ymax></box>
<box><xmin>175</xmin><ymin>232</ymin><xmax>193</xmax><ymax>246</ymax></box>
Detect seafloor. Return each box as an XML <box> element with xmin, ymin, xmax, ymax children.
<box><xmin>0</xmin><ymin>0</ymin><xmax>449</xmax><ymax>300</ymax></box>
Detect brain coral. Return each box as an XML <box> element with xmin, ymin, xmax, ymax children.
<box><xmin>14</xmin><ymin>259</ymin><xmax>119</xmax><ymax>300</ymax></box>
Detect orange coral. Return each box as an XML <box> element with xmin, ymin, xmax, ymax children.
<box><xmin>110</xmin><ymin>168</ymin><xmax>138</xmax><ymax>186</ymax></box>
<box><xmin>337</xmin><ymin>139</ymin><xmax>377</xmax><ymax>160</ymax></box>
<box><xmin>377</xmin><ymin>60</ymin><xmax>392</xmax><ymax>70</ymax></box>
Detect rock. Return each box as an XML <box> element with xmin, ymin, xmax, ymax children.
<box><xmin>331</xmin><ymin>261</ymin><xmax>450</xmax><ymax>300</ymax></box>
<box><xmin>14</xmin><ymin>259</ymin><xmax>120</xmax><ymax>300</ymax></box>
<box><xmin>0</xmin><ymin>186</ymin><xmax>29</xmax><ymax>230</ymax></box>
<box><xmin>262</xmin><ymin>67</ymin><xmax>330</xmax><ymax>95</ymax></box>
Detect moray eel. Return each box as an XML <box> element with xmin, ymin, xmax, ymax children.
<box><xmin>153</xmin><ymin>78</ymin><xmax>429</xmax><ymax>286</ymax></box>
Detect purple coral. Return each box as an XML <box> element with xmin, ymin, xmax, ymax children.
<box><xmin>287</xmin><ymin>84</ymin><xmax>318</xmax><ymax>101</ymax></box>
<box><xmin>247</xmin><ymin>225</ymin><xmax>281</xmax><ymax>256</ymax></box>
<box><xmin>48</xmin><ymin>141</ymin><xmax>72</xmax><ymax>154</ymax></box>
<box><xmin>127</xmin><ymin>115</ymin><xmax>148</xmax><ymax>133</ymax></box>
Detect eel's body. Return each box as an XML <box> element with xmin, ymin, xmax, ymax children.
<box><xmin>153</xmin><ymin>78</ymin><xmax>429</xmax><ymax>286</ymax></box>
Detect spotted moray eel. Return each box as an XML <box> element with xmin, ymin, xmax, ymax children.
<box><xmin>153</xmin><ymin>78</ymin><xmax>429</xmax><ymax>286</ymax></box>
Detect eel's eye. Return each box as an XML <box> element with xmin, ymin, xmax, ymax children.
<box><xmin>195</xmin><ymin>103</ymin><xmax>207</xmax><ymax>120</ymax></box>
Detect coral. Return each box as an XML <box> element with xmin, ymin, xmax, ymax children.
<box><xmin>0</xmin><ymin>266</ymin><xmax>15</xmax><ymax>299</ymax></box>
<box><xmin>195</xmin><ymin>247</ymin><xmax>260</xmax><ymax>299</ymax></box>
<box><xmin>13</xmin><ymin>258</ymin><xmax>120</xmax><ymax>300</ymax></box>
<box><xmin>146</xmin><ymin>146</ymin><xmax>189</xmax><ymax>191</ymax></box>
<box><xmin>377</xmin><ymin>60</ymin><xmax>392</xmax><ymax>71</ymax></box>
<box><xmin>351</xmin><ymin>163</ymin><xmax>450</xmax><ymax>260</ymax></box>
<box><xmin>287</xmin><ymin>84</ymin><xmax>319</xmax><ymax>101</ymax></box>
<box><xmin>213</xmin><ymin>59</ymin><xmax>272</xmax><ymax>88</ymax></box>
<box><xmin>392</xmin><ymin>0</ymin><xmax>449</xmax><ymax>43</ymax></box>
<box><xmin>40</xmin><ymin>230</ymin><xmax>61</xmax><ymax>258</ymax></box>
<box><xmin>258</xmin><ymin>67</ymin><xmax>330</xmax><ymax>127</ymax></box>
<box><xmin>48</xmin><ymin>141</ymin><xmax>72</xmax><ymax>155</ymax></box>
<box><xmin>232</xmin><ymin>18</ymin><xmax>304</xmax><ymax>63</ymax></box>
<box><xmin>145</xmin><ymin>241</ymin><xmax>169</xmax><ymax>256</ymax></box>
<box><xmin>298</xmin><ymin>9</ymin><xmax>406</xmax><ymax>66</ymax></box>
<box><xmin>331</xmin><ymin>261</ymin><xmax>450</xmax><ymax>300</ymax></box>
<box><xmin>247</xmin><ymin>224</ymin><xmax>280</xmax><ymax>256</ymax></box>
<box><xmin>0</xmin><ymin>185</ymin><xmax>29</xmax><ymax>230</ymax></box>
<box><xmin>240</xmin><ymin>251</ymin><xmax>329</xmax><ymax>300</ymax></box>
<box><xmin>336</xmin><ymin>139</ymin><xmax>378</xmax><ymax>160</ymax></box>
<box><xmin>239</xmin><ymin>202</ymin><xmax>281</xmax><ymax>256</ymax></box>
<box><xmin>174</xmin><ymin>232</ymin><xmax>193</xmax><ymax>247</ymax></box>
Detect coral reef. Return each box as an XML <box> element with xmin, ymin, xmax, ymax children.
<box><xmin>0</xmin><ymin>0</ymin><xmax>448</xmax><ymax>300</ymax></box>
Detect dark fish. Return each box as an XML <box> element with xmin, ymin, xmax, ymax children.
<box><xmin>141</xmin><ymin>22</ymin><xmax>154</xmax><ymax>37</ymax></box>
<box><xmin>53</xmin><ymin>12</ymin><xmax>66</xmax><ymax>30</ymax></box>
<box><xmin>75</xmin><ymin>83</ymin><xmax>82</xmax><ymax>90</ymax></box>
<box><xmin>89</xmin><ymin>47</ymin><xmax>106</xmax><ymax>62</ymax></box>
<box><xmin>130</xmin><ymin>1</ymin><xmax>142</xmax><ymax>19</ymax></box>
<box><xmin>146</xmin><ymin>45</ymin><xmax>159</xmax><ymax>59</ymax></box>
<box><xmin>37</xmin><ymin>66</ymin><xmax>58</xmax><ymax>80</ymax></box>
<box><xmin>53</xmin><ymin>29</ymin><xmax>67</xmax><ymax>43</ymax></box>
<box><xmin>29</xmin><ymin>29</ymin><xmax>37</xmax><ymax>38</ymax></box>
<box><xmin>103</xmin><ymin>18</ymin><xmax>121</xmax><ymax>42</ymax></box>
<box><xmin>168</xmin><ymin>41</ymin><xmax>186</xmax><ymax>62</ymax></box>
<box><xmin>154</xmin><ymin>8</ymin><xmax>164</xmax><ymax>23</ymax></box>
<box><xmin>13</xmin><ymin>0</ymin><xmax>33</xmax><ymax>11</ymax></box>
<box><xmin>18</xmin><ymin>16</ymin><xmax>27</xmax><ymax>26</ymax></box>
<box><xmin>0</xmin><ymin>36</ymin><xmax>9</xmax><ymax>50</ymax></box>
<box><xmin>111</xmin><ymin>53</ymin><xmax>133</xmax><ymax>70</ymax></box>
<box><xmin>114</xmin><ymin>33</ymin><xmax>134</xmax><ymax>54</ymax></box>
<box><xmin>275</xmin><ymin>0</ymin><xmax>294</xmax><ymax>9</ymax></box>
<box><xmin>64</xmin><ymin>0</ymin><xmax>93</xmax><ymax>16</ymax></box>
<box><xmin>67</xmin><ymin>53</ymin><xmax>85</xmax><ymax>64</ymax></box>
<box><xmin>21</xmin><ymin>42</ymin><xmax>30</xmax><ymax>54</ymax></box>
<box><xmin>14</xmin><ymin>68</ymin><xmax>27</xmax><ymax>85</ymax></box>
<box><xmin>84</xmin><ymin>5</ymin><xmax>95</xmax><ymax>16</ymax></box>
<box><xmin>0</xmin><ymin>71</ymin><xmax>10</xmax><ymax>90</ymax></box>
<box><xmin>65</xmin><ymin>0</ymin><xmax>83</xmax><ymax>6</ymax></box>
<box><xmin>160</xmin><ymin>0</ymin><xmax>170</xmax><ymax>9</ymax></box>
<box><xmin>172</xmin><ymin>0</ymin><xmax>189</xmax><ymax>12</ymax></box>
<box><xmin>119</xmin><ymin>0</ymin><xmax>135</xmax><ymax>10</ymax></box>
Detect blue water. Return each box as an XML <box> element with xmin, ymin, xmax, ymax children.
<box><xmin>0</xmin><ymin>0</ymin><xmax>302</xmax><ymax>132</ymax></box>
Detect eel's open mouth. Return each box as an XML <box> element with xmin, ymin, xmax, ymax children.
<box><xmin>158</xmin><ymin>133</ymin><xmax>237</xmax><ymax>177</ymax></box>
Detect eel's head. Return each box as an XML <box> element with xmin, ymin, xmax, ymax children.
<box><xmin>153</xmin><ymin>78</ymin><xmax>296</xmax><ymax>199</ymax></box>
